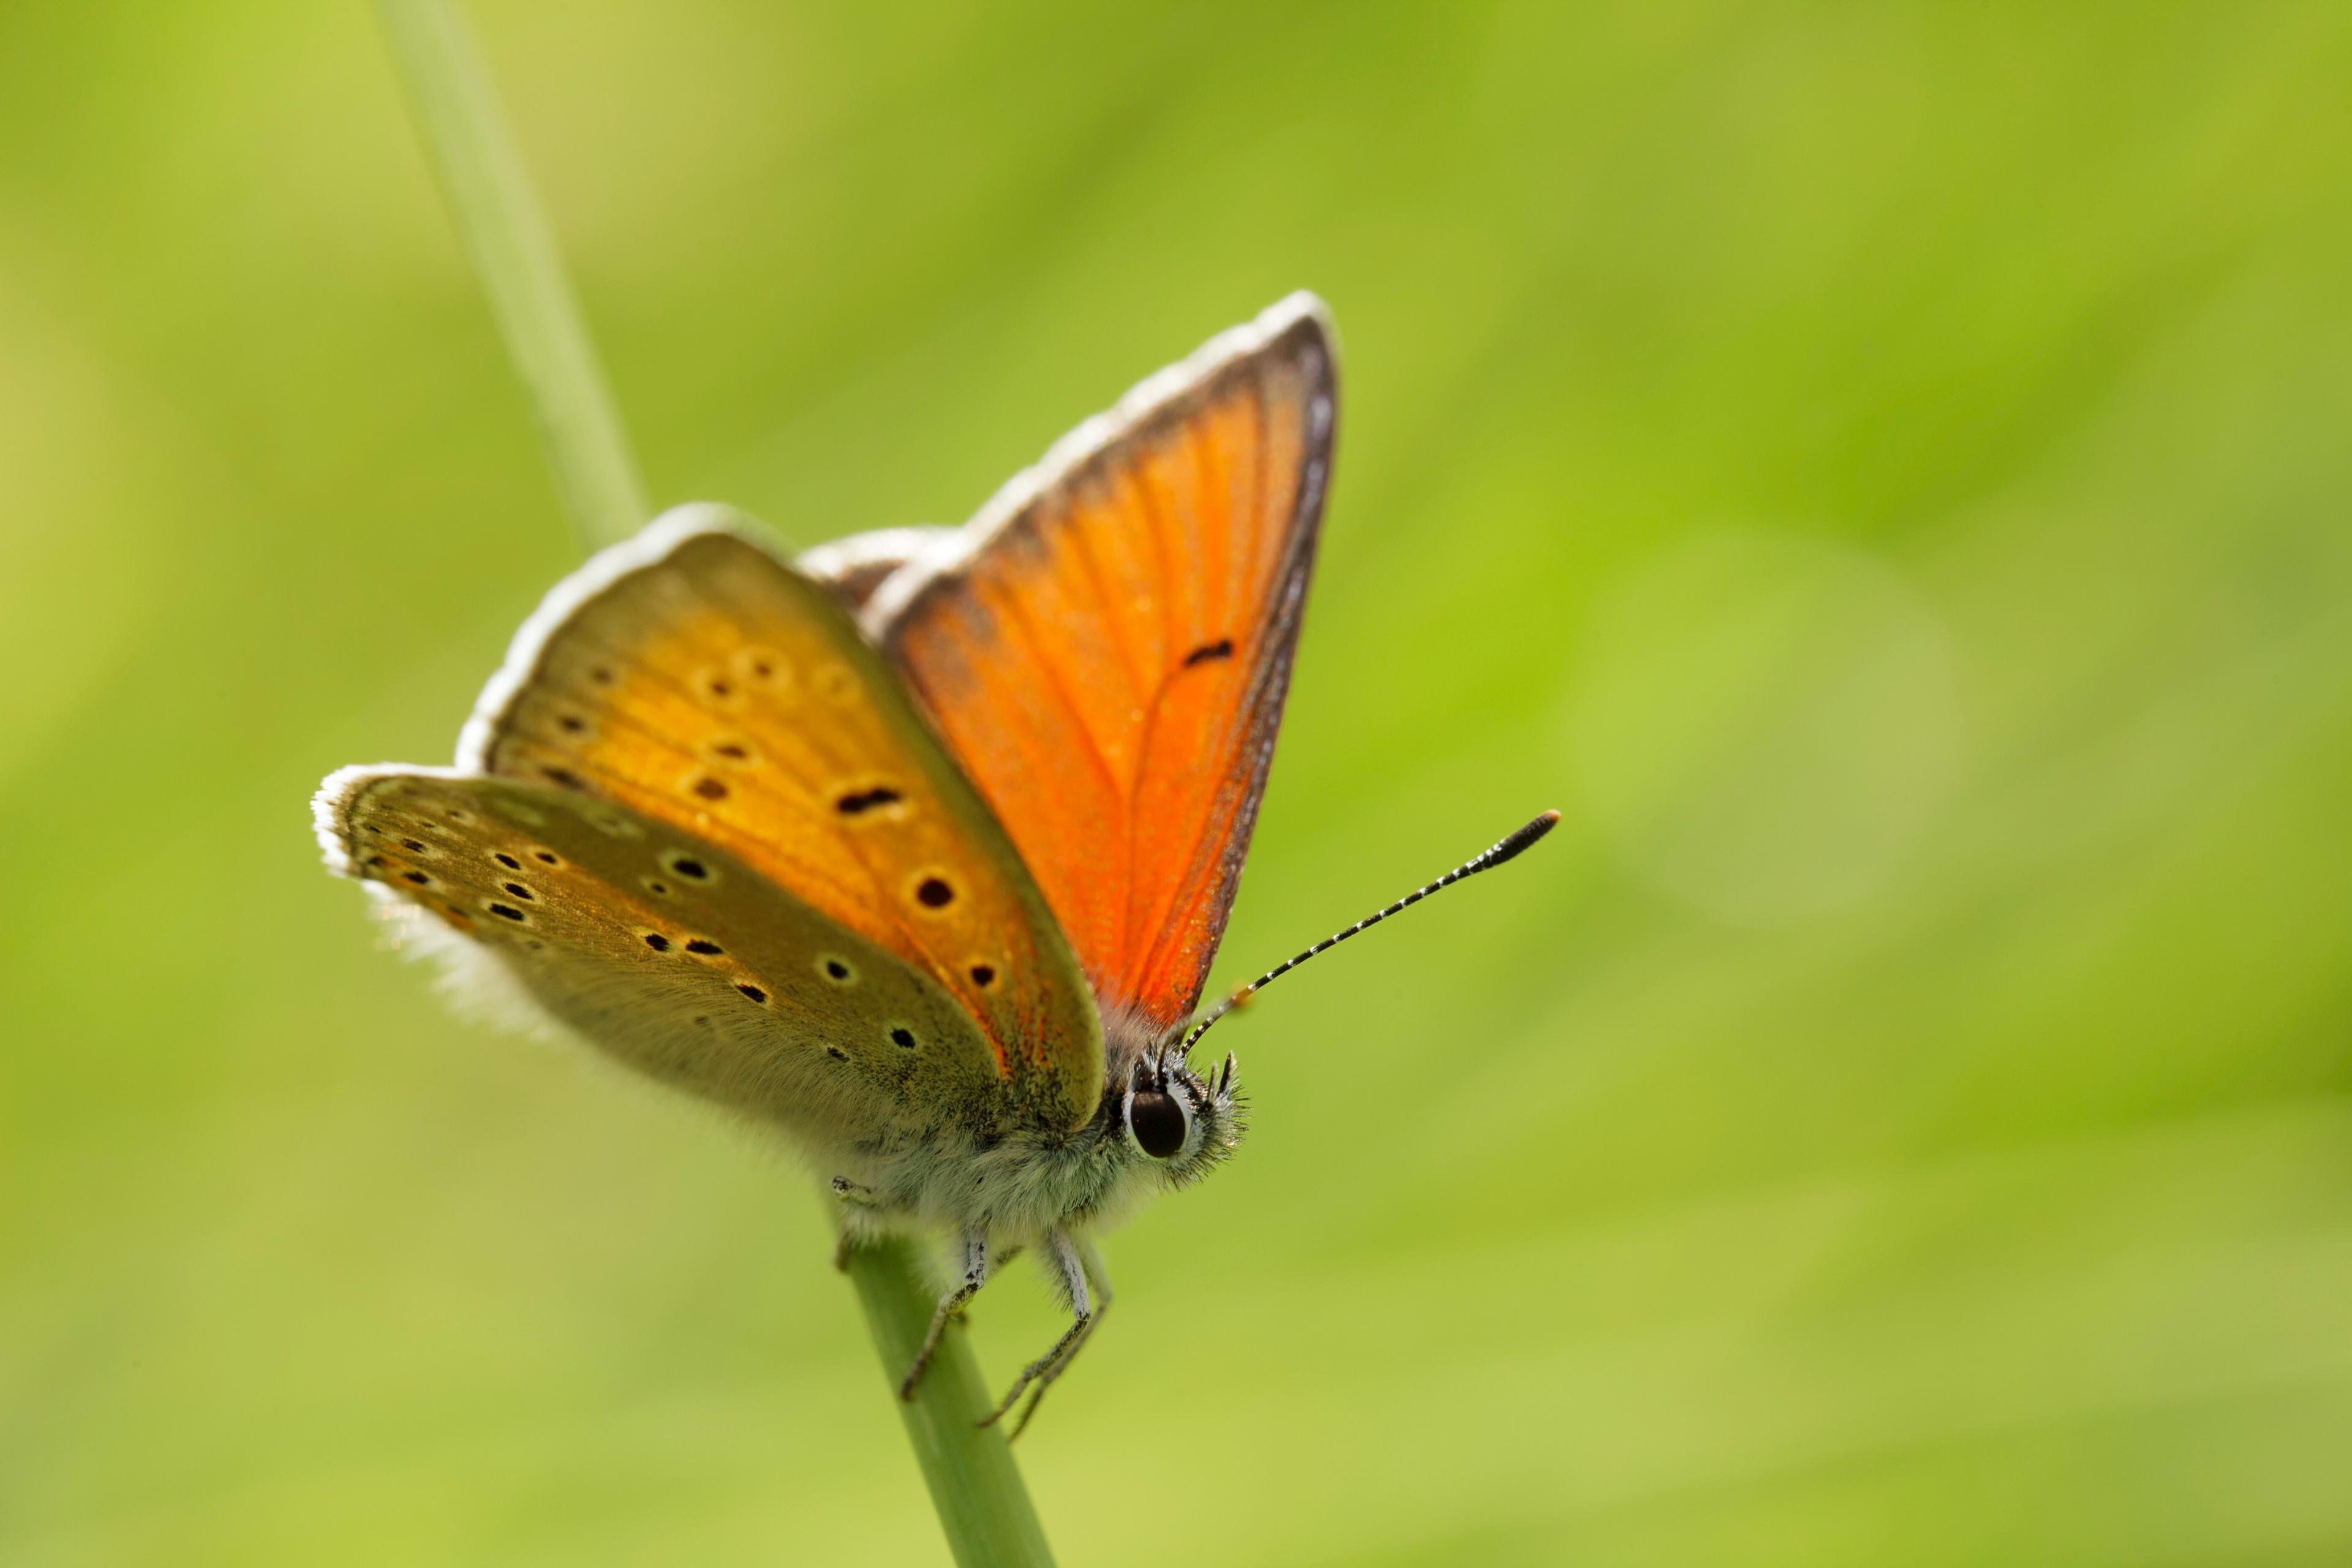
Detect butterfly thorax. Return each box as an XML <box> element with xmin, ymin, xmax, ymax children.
<box><xmin>834</xmin><ymin>1007</ymin><xmax>1243</xmax><ymax>1245</ymax></box>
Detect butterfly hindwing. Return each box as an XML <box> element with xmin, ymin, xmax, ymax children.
<box><xmin>315</xmin><ymin>768</ymin><xmax>1013</xmax><ymax>1146</ymax></box>
<box><xmin>453</xmin><ymin>510</ymin><xmax>1104</xmax><ymax>1133</ymax></box>
<box><xmin>869</xmin><ymin>294</ymin><xmax>1337</xmax><ymax>1030</ymax></box>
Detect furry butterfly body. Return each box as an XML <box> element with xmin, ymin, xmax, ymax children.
<box><xmin>317</xmin><ymin>295</ymin><xmax>1336</xmax><ymax>1428</ymax></box>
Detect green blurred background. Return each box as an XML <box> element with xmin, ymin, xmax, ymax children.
<box><xmin>6</xmin><ymin>2</ymin><xmax>2351</xmax><ymax>1562</ymax></box>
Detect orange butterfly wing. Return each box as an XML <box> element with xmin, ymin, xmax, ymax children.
<box><xmin>459</xmin><ymin>510</ymin><xmax>1102</xmax><ymax>1129</ymax></box>
<box><xmin>869</xmin><ymin>295</ymin><xmax>1338</xmax><ymax>1031</ymax></box>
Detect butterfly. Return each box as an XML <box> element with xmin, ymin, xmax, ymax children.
<box><xmin>313</xmin><ymin>293</ymin><xmax>1555</xmax><ymax>1434</ymax></box>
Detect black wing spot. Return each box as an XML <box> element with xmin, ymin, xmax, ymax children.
<box><xmin>890</xmin><ymin>1027</ymin><xmax>916</xmax><ymax>1049</ymax></box>
<box><xmin>915</xmin><ymin>876</ymin><xmax>954</xmax><ymax>908</ymax></box>
<box><xmin>821</xmin><ymin>957</ymin><xmax>856</xmax><ymax>984</ymax></box>
<box><xmin>826</xmin><ymin>1047</ymin><xmax>849</xmax><ymax>1061</ymax></box>
<box><xmin>666</xmin><ymin>855</ymin><xmax>710</xmax><ymax>881</ymax></box>
<box><xmin>734</xmin><ymin>647</ymin><xmax>786</xmax><ymax>686</ymax></box>
<box><xmin>691</xmin><ymin>777</ymin><xmax>729</xmax><ymax>801</ymax></box>
<box><xmin>400</xmin><ymin>837</ymin><xmax>428</xmax><ymax>853</ymax></box>
<box><xmin>969</xmin><ymin>963</ymin><xmax>996</xmax><ymax>987</ymax></box>
<box><xmin>835</xmin><ymin>786</ymin><xmax>903</xmax><ymax>815</ymax></box>
<box><xmin>736</xmin><ymin>983</ymin><xmax>769</xmax><ymax>1005</ymax></box>
<box><xmin>589</xmin><ymin>666</ymin><xmax>615</xmax><ymax>685</ymax></box>
<box><xmin>684</xmin><ymin>938</ymin><xmax>723</xmax><ymax>956</ymax></box>
<box><xmin>643</xmin><ymin>933</ymin><xmax>673</xmax><ymax>952</ymax></box>
<box><xmin>542</xmin><ymin>766</ymin><xmax>587</xmax><ymax>791</ymax></box>
<box><xmin>487</xmin><ymin>903</ymin><xmax>526</xmax><ymax>922</ymax></box>
<box><xmin>501</xmin><ymin>882</ymin><xmax>535</xmax><ymax>900</ymax></box>
<box><xmin>712</xmin><ymin>741</ymin><xmax>750</xmax><ymax>761</ymax></box>
<box><xmin>557</xmin><ymin>714</ymin><xmax>587</xmax><ymax>734</ymax></box>
<box><xmin>643</xmin><ymin>878</ymin><xmax>673</xmax><ymax>897</ymax></box>
<box><xmin>402</xmin><ymin>870</ymin><xmax>431</xmax><ymax>886</ymax></box>
<box><xmin>494</xmin><ymin>852</ymin><xmax>522</xmax><ymax>870</ymax></box>
<box><xmin>533</xmin><ymin>849</ymin><xmax>562</xmax><ymax>866</ymax></box>
<box><xmin>1182</xmin><ymin>638</ymin><xmax>1236</xmax><ymax>667</ymax></box>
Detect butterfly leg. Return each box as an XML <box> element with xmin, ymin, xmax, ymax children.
<box><xmin>829</xmin><ymin>1177</ymin><xmax>884</xmax><ymax>1271</ymax></box>
<box><xmin>1007</xmin><ymin>1237</ymin><xmax>1113</xmax><ymax>1439</ymax></box>
<box><xmin>899</xmin><ymin>1229</ymin><xmax>990</xmax><ymax>1401</ymax></box>
<box><xmin>979</xmin><ymin>1232</ymin><xmax>1109</xmax><ymax>1438</ymax></box>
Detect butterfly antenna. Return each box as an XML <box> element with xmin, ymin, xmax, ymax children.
<box><xmin>1177</xmin><ymin>810</ymin><xmax>1562</xmax><ymax>1057</ymax></box>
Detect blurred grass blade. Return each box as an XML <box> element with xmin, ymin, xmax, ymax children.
<box><xmin>370</xmin><ymin>4</ymin><xmax>1055</xmax><ymax>1559</ymax></box>
<box><xmin>376</xmin><ymin>0</ymin><xmax>649</xmax><ymax>547</ymax></box>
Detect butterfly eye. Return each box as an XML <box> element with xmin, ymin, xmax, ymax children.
<box><xmin>1126</xmin><ymin>1089</ymin><xmax>1186</xmax><ymax>1160</ymax></box>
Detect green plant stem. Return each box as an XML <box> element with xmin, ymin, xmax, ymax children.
<box><xmin>375</xmin><ymin>4</ymin><xmax>1055</xmax><ymax>1559</ymax></box>
<box><xmin>377</xmin><ymin>0</ymin><xmax>648</xmax><ymax>548</ymax></box>
<box><xmin>840</xmin><ymin>1228</ymin><xmax>1058</xmax><ymax>1567</ymax></box>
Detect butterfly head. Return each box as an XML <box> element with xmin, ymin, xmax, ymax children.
<box><xmin>1118</xmin><ymin>1042</ymin><xmax>1242</xmax><ymax>1184</ymax></box>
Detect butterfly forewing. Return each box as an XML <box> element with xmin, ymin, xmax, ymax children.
<box><xmin>870</xmin><ymin>295</ymin><xmax>1336</xmax><ymax>1030</ymax></box>
<box><xmin>317</xmin><ymin>769</ymin><xmax>1013</xmax><ymax>1145</ymax></box>
<box><xmin>455</xmin><ymin>513</ymin><xmax>1103</xmax><ymax>1131</ymax></box>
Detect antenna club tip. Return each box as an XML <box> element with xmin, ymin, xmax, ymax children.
<box><xmin>1491</xmin><ymin>809</ymin><xmax>1562</xmax><ymax>864</ymax></box>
